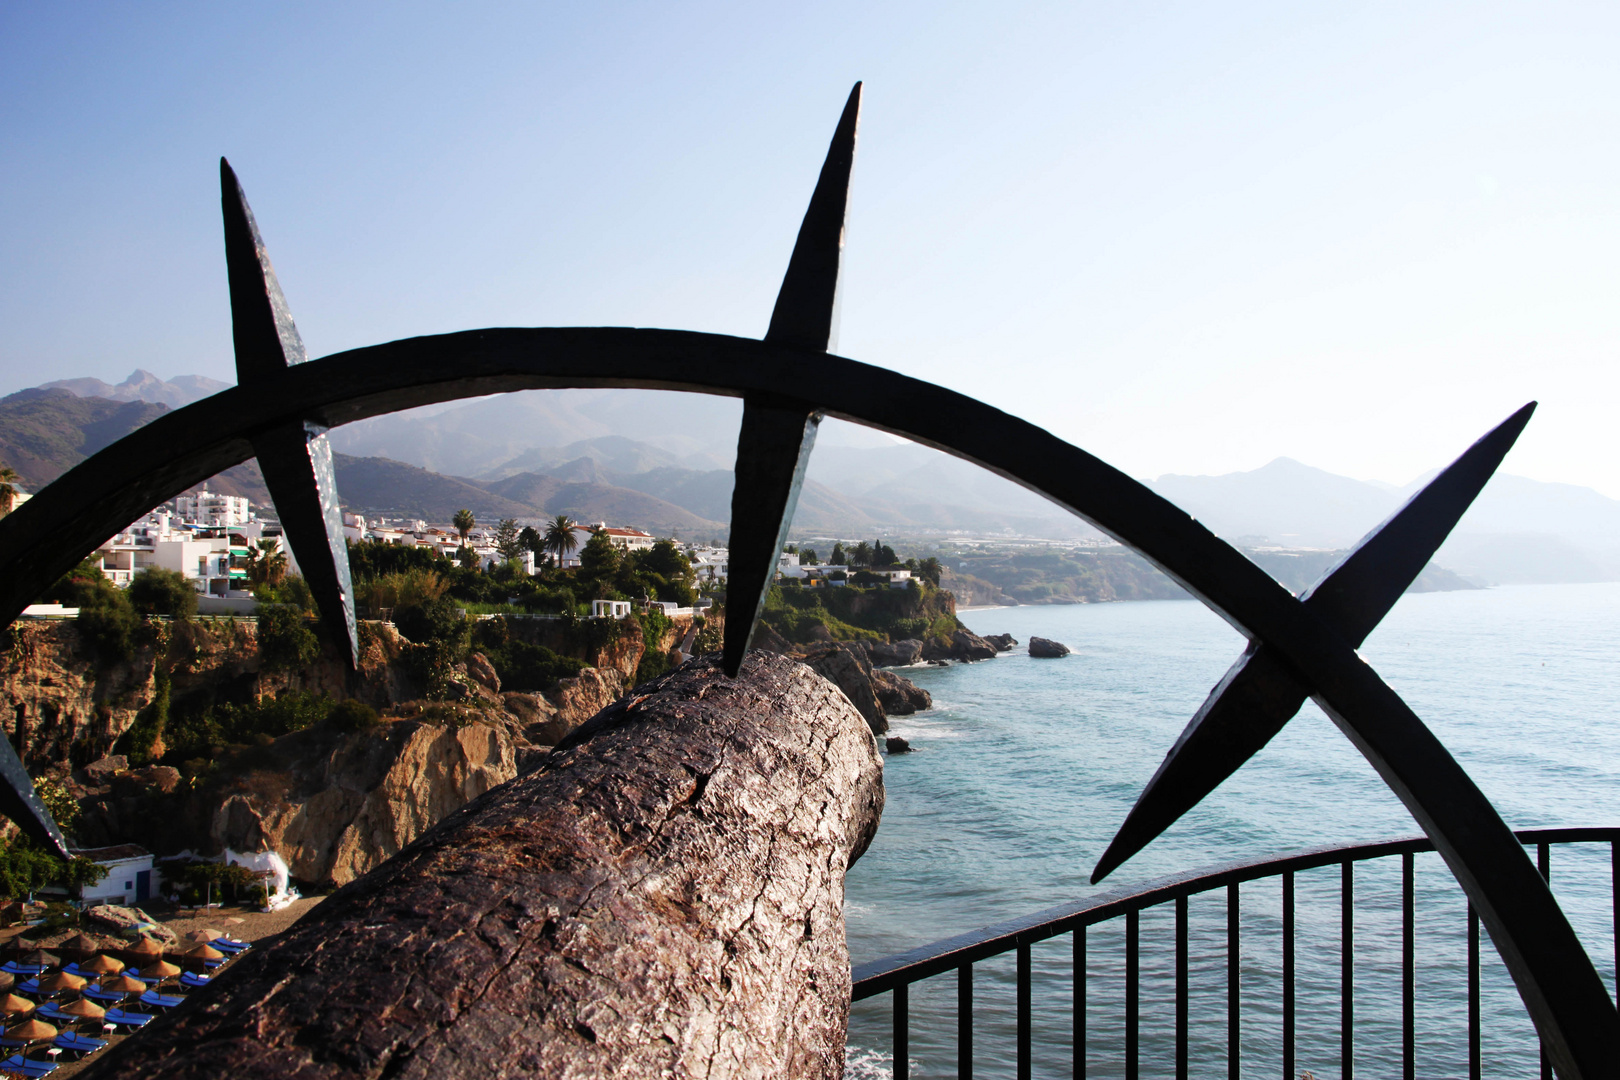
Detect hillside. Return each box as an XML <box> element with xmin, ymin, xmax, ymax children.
<box><xmin>482</xmin><ymin>470</ymin><xmax>724</xmax><ymax>536</ymax></box>
<box><xmin>332</xmin><ymin>455</ymin><xmax>539</xmax><ymax>521</ymax></box>
<box><xmin>39</xmin><ymin>369</ymin><xmax>230</xmax><ymax>409</ymax></box>
<box><xmin>0</xmin><ymin>389</ymin><xmax>171</xmax><ymax>488</ymax></box>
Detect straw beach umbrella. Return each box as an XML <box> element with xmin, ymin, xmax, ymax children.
<box><xmin>139</xmin><ymin>960</ymin><xmax>180</xmax><ymax>979</ymax></box>
<box><xmin>0</xmin><ymin>994</ymin><xmax>32</xmax><ymax>1016</ymax></box>
<box><xmin>58</xmin><ymin>997</ymin><xmax>105</xmax><ymax>1021</ymax></box>
<box><xmin>126</xmin><ymin>935</ymin><xmax>163</xmax><ymax>955</ymax></box>
<box><xmin>223</xmin><ymin>917</ymin><xmax>245</xmax><ymax>925</ymax></box>
<box><xmin>6</xmin><ymin>1017</ymin><xmax>56</xmax><ymax>1044</ymax></box>
<box><xmin>183</xmin><ymin>929</ymin><xmax>221</xmax><ymax>944</ymax></box>
<box><xmin>14</xmin><ymin>949</ymin><xmax>57</xmax><ymax>968</ymax></box>
<box><xmin>100</xmin><ymin>974</ymin><xmax>145</xmax><ymax>995</ymax></box>
<box><xmin>35</xmin><ymin>971</ymin><xmax>85</xmax><ymax>994</ymax></box>
<box><xmin>79</xmin><ymin>954</ymin><xmax>122</xmax><ymax>975</ymax></box>
<box><xmin>182</xmin><ymin>943</ymin><xmax>223</xmax><ymax>961</ymax></box>
<box><xmin>0</xmin><ymin>972</ymin><xmax>14</xmax><ymax>993</ymax></box>
<box><xmin>58</xmin><ymin>933</ymin><xmax>99</xmax><ymax>958</ymax></box>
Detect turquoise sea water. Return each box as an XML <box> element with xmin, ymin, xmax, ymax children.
<box><xmin>843</xmin><ymin>583</ymin><xmax>1620</xmax><ymax>1078</ymax></box>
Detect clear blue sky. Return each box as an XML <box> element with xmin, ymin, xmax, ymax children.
<box><xmin>5</xmin><ymin>3</ymin><xmax>1620</xmax><ymax>494</ymax></box>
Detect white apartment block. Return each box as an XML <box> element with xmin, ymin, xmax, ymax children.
<box><xmin>174</xmin><ymin>489</ymin><xmax>253</xmax><ymax>528</ymax></box>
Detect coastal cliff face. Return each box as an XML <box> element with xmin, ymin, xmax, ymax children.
<box><xmin>2</xmin><ymin>613</ymin><xmax>669</xmax><ymax>884</ymax></box>
<box><xmin>210</xmin><ymin>720</ymin><xmax>516</xmax><ymax>886</ymax></box>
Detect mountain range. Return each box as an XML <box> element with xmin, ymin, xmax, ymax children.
<box><xmin>8</xmin><ymin>372</ymin><xmax>1620</xmax><ymax>586</ymax></box>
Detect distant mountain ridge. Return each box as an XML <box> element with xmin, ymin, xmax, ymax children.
<box><xmin>38</xmin><ymin>369</ymin><xmax>231</xmax><ymax>409</ymax></box>
<box><xmin>10</xmin><ymin>374</ymin><xmax>1620</xmax><ymax>586</ymax></box>
<box><xmin>1148</xmin><ymin>457</ymin><xmax>1620</xmax><ymax>585</ymax></box>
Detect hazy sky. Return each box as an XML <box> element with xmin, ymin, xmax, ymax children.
<box><xmin>5</xmin><ymin>3</ymin><xmax>1619</xmax><ymax>494</ymax></box>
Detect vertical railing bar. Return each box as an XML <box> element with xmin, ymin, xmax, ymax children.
<box><xmin>1342</xmin><ymin>859</ymin><xmax>1354</xmax><ymax>1080</ymax></box>
<box><xmin>1227</xmin><ymin>881</ymin><xmax>1239</xmax><ymax>1080</ymax></box>
<box><xmin>1283</xmin><ymin>871</ymin><xmax>1294</xmax><ymax>1080</ymax></box>
<box><xmin>1127</xmin><ymin>909</ymin><xmax>1139</xmax><ymax>1080</ymax></box>
<box><xmin>1613</xmin><ymin>840</ymin><xmax>1619</xmax><ymax>1003</ymax></box>
<box><xmin>1469</xmin><ymin>903</ymin><xmax>1481</xmax><ymax>1080</ymax></box>
<box><xmin>1403</xmin><ymin>851</ymin><xmax>1414</xmax><ymax>1080</ymax></box>
<box><xmin>1074</xmin><ymin>927</ymin><xmax>1086</xmax><ymax>1080</ymax></box>
<box><xmin>958</xmin><ymin>964</ymin><xmax>972</xmax><ymax>1080</ymax></box>
<box><xmin>1176</xmin><ymin>895</ymin><xmax>1189</xmax><ymax>1080</ymax></box>
<box><xmin>1539</xmin><ymin>842</ymin><xmax>1551</xmax><ymax>1080</ymax></box>
<box><xmin>894</xmin><ymin>982</ymin><xmax>909</xmax><ymax>1080</ymax></box>
<box><xmin>1018</xmin><ymin>941</ymin><xmax>1031</xmax><ymax>1080</ymax></box>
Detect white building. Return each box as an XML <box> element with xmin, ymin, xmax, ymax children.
<box><xmin>591</xmin><ymin>599</ymin><xmax>632</xmax><ymax>618</ymax></box>
<box><xmin>70</xmin><ymin>844</ymin><xmax>159</xmax><ymax>906</ymax></box>
<box><xmin>174</xmin><ymin>489</ymin><xmax>253</xmax><ymax>528</ymax></box>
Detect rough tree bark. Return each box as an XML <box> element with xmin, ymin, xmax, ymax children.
<box><xmin>81</xmin><ymin>652</ymin><xmax>885</xmax><ymax>1080</ymax></box>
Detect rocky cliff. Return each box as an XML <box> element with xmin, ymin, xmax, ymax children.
<box><xmin>1</xmin><ymin>613</ymin><xmax>675</xmax><ymax>885</ymax></box>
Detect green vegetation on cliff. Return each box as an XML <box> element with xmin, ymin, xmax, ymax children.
<box><xmin>760</xmin><ymin>580</ymin><xmax>960</xmax><ymax>645</ymax></box>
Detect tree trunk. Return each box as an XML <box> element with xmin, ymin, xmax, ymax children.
<box><xmin>82</xmin><ymin>652</ymin><xmax>885</xmax><ymax>1080</ymax></box>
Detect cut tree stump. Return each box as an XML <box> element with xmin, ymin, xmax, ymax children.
<box><xmin>81</xmin><ymin>652</ymin><xmax>885</xmax><ymax>1080</ymax></box>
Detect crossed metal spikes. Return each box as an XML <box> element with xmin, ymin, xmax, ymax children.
<box><xmin>0</xmin><ymin>84</ymin><xmax>1614</xmax><ymax>1073</ymax></box>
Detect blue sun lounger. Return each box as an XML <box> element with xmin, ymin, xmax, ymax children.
<box><xmin>15</xmin><ymin>978</ymin><xmax>41</xmax><ymax>995</ymax></box>
<box><xmin>102</xmin><ymin>1008</ymin><xmax>152</xmax><ymax>1029</ymax></box>
<box><xmin>138</xmin><ymin>990</ymin><xmax>184</xmax><ymax>1010</ymax></box>
<box><xmin>52</xmin><ymin>1031</ymin><xmax>106</xmax><ymax>1058</ymax></box>
<box><xmin>210</xmin><ymin>939</ymin><xmax>250</xmax><ymax>954</ymax></box>
<box><xmin>177</xmin><ymin>972</ymin><xmax>210</xmax><ymax>990</ymax></box>
<box><xmin>0</xmin><ymin>1054</ymin><xmax>58</xmax><ymax>1077</ymax></box>
<box><xmin>1</xmin><ymin>962</ymin><xmax>48</xmax><ymax>977</ymax></box>
<box><xmin>82</xmin><ymin>987</ymin><xmax>127</xmax><ymax>1005</ymax></box>
<box><xmin>34</xmin><ymin>1003</ymin><xmax>73</xmax><ymax>1024</ymax></box>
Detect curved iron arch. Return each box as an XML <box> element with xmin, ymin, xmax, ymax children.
<box><xmin>1</xmin><ymin>85</ymin><xmax>1613</xmax><ymax>1073</ymax></box>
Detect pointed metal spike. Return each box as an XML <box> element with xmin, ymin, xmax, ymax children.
<box><xmin>252</xmin><ymin>421</ymin><xmax>360</xmax><ymax>666</ymax></box>
<box><xmin>723</xmin><ymin>404</ymin><xmax>821</xmax><ymax>676</ymax></box>
<box><xmin>765</xmin><ymin>81</ymin><xmax>861</xmax><ymax>352</ymax></box>
<box><xmin>0</xmin><ymin>732</ymin><xmax>70</xmax><ymax>858</ymax></box>
<box><xmin>221</xmin><ymin>159</ymin><xmax>308</xmax><ymax>379</ymax></box>
<box><xmin>723</xmin><ymin>85</ymin><xmax>862</xmax><ymax>675</ymax></box>
<box><xmin>221</xmin><ymin>160</ymin><xmax>359</xmax><ymax>666</ymax></box>
<box><xmin>1301</xmin><ymin>402</ymin><xmax>1536</xmax><ymax>646</ymax></box>
<box><xmin>1092</xmin><ymin>403</ymin><xmax>1537</xmax><ymax>881</ymax></box>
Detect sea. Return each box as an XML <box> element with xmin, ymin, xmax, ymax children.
<box><xmin>842</xmin><ymin>582</ymin><xmax>1620</xmax><ymax>1079</ymax></box>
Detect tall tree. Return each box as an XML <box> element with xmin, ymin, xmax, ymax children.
<box><xmin>544</xmin><ymin>515</ymin><xmax>580</xmax><ymax>566</ymax></box>
<box><xmin>829</xmin><ymin>542</ymin><xmax>846</xmax><ymax>566</ymax></box>
<box><xmin>452</xmin><ymin>509</ymin><xmax>475</xmax><ymax>545</ymax></box>
<box><xmin>849</xmin><ymin>541</ymin><xmax>872</xmax><ymax>567</ymax></box>
<box><xmin>494</xmin><ymin>518</ymin><xmax>523</xmax><ymax>561</ymax></box>
<box><xmin>519</xmin><ymin>525</ymin><xmax>544</xmax><ymax>559</ymax></box>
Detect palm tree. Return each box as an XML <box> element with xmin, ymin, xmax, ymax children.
<box><xmin>452</xmin><ymin>509</ymin><xmax>475</xmax><ymax>546</ymax></box>
<box><xmin>544</xmin><ymin>514</ymin><xmax>580</xmax><ymax>568</ymax></box>
<box><xmin>0</xmin><ymin>466</ymin><xmax>18</xmax><ymax>516</ymax></box>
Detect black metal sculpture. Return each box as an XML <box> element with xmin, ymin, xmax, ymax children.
<box><xmin>0</xmin><ymin>86</ymin><xmax>1613</xmax><ymax>1075</ymax></box>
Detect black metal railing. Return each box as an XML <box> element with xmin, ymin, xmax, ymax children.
<box><xmin>852</xmin><ymin>827</ymin><xmax>1620</xmax><ymax>1078</ymax></box>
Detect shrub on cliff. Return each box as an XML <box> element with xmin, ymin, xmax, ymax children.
<box><xmin>129</xmin><ymin>568</ymin><xmax>197</xmax><ymax>619</ymax></box>
<box><xmin>394</xmin><ymin>597</ymin><xmax>468</xmax><ymax>651</ymax></box>
<box><xmin>258</xmin><ymin>605</ymin><xmax>321</xmax><ymax>671</ymax></box>
<box><xmin>0</xmin><ymin>839</ymin><xmax>105</xmax><ymax>901</ymax></box>
<box><xmin>470</xmin><ymin>620</ymin><xmax>585</xmax><ymax>692</ymax></box>
<box><xmin>116</xmin><ymin>665</ymin><xmax>169</xmax><ymax>765</ymax></box>
<box><xmin>326</xmin><ymin>699</ymin><xmax>380</xmax><ymax>732</ymax></box>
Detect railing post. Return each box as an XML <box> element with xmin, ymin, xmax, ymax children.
<box><xmin>1403</xmin><ymin>851</ymin><xmax>1414</xmax><ymax>1080</ymax></box>
<box><xmin>1074</xmin><ymin>927</ymin><xmax>1086</xmax><ymax>1080</ymax></box>
<box><xmin>1283</xmin><ymin>870</ymin><xmax>1294</xmax><ymax>1080</ymax></box>
<box><xmin>1613</xmin><ymin>840</ymin><xmax>1620</xmax><ymax>1003</ymax></box>
<box><xmin>1228</xmin><ymin>882</ymin><xmax>1239</xmax><ymax>1080</ymax></box>
<box><xmin>1018</xmin><ymin>941</ymin><xmax>1031</xmax><ymax>1080</ymax></box>
<box><xmin>1539</xmin><ymin>842</ymin><xmax>1552</xmax><ymax>1080</ymax></box>
<box><xmin>1176</xmin><ymin>896</ymin><xmax>1189</xmax><ymax>1080</ymax></box>
<box><xmin>1342</xmin><ymin>860</ymin><xmax>1354</xmax><ymax>1080</ymax></box>
<box><xmin>893</xmin><ymin>983</ymin><xmax>908</xmax><ymax>1080</ymax></box>
<box><xmin>1469</xmin><ymin>903</ymin><xmax>1481</xmax><ymax>1080</ymax></box>
<box><xmin>1127</xmin><ymin>909</ymin><xmax>1139</xmax><ymax>1080</ymax></box>
<box><xmin>958</xmin><ymin>964</ymin><xmax>972</xmax><ymax>1080</ymax></box>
